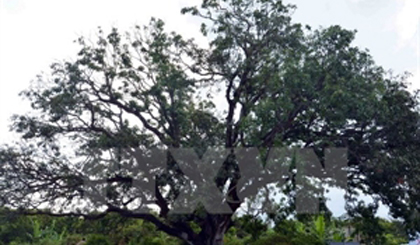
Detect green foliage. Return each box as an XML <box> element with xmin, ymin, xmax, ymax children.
<box><xmin>0</xmin><ymin>208</ymin><xmax>411</xmax><ymax>245</ymax></box>
<box><xmin>250</xmin><ymin>230</ymin><xmax>292</xmax><ymax>245</ymax></box>
<box><xmin>85</xmin><ymin>234</ymin><xmax>112</xmax><ymax>245</ymax></box>
<box><xmin>0</xmin><ymin>210</ymin><xmax>33</xmax><ymax>244</ymax></box>
<box><xmin>348</xmin><ymin>206</ymin><xmax>410</xmax><ymax>245</ymax></box>
<box><xmin>235</xmin><ymin>215</ymin><xmax>268</xmax><ymax>241</ymax></box>
<box><xmin>62</xmin><ymin>234</ymin><xmax>85</xmax><ymax>245</ymax></box>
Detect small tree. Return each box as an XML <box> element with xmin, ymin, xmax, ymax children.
<box><xmin>1</xmin><ymin>0</ymin><xmax>420</xmax><ymax>244</ymax></box>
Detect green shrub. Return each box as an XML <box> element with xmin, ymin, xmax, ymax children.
<box><xmin>250</xmin><ymin>232</ymin><xmax>292</xmax><ymax>245</ymax></box>
<box><xmin>62</xmin><ymin>234</ymin><xmax>85</xmax><ymax>245</ymax></box>
<box><xmin>86</xmin><ymin>234</ymin><xmax>112</xmax><ymax>245</ymax></box>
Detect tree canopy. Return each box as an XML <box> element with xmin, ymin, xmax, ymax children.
<box><xmin>1</xmin><ymin>0</ymin><xmax>420</xmax><ymax>244</ymax></box>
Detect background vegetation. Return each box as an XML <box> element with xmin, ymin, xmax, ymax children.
<box><xmin>0</xmin><ymin>208</ymin><xmax>409</xmax><ymax>245</ymax></box>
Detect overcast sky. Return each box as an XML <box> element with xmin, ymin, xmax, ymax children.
<box><xmin>0</xmin><ymin>0</ymin><xmax>419</xmax><ymax>224</ymax></box>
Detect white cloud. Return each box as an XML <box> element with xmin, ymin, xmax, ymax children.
<box><xmin>394</xmin><ymin>0</ymin><xmax>420</xmax><ymax>48</ymax></box>
<box><xmin>390</xmin><ymin>0</ymin><xmax>420</xmax><ymax>92</ymax></box>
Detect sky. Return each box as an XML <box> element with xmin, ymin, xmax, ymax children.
<box><xmin>0</xmin><ymin>0</ymin><xmax>419</xmax><ymax>230</ymax></box>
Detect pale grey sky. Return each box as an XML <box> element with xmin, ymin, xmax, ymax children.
<box><xmin>0</xmin><ymin>0</ymin><xmax>419</xmax><ymax>220</ymax></box>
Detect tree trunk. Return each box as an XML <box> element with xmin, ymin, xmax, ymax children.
<box><xmin>184</xmin><ymin>215</ymin><xmax>230</xmax><ymax>245</ymax></box>
<box><xmin>196</xmin><ymin>225</ymin><xmax>228</xmax><ymax>245</ymax></box>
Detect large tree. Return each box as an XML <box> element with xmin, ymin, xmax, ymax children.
<box><xmin>1</xmin><ymin>0</ymin><xmax>420</xmax><ymax>244</ymax></box>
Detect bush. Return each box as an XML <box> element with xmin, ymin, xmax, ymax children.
<box><xmin>62</xmin><ymin>234</ymin><xmax>85</xmax><ymax>245</ymax></box>
<box><xmin>86</xmin><ymin>234</ymin><xmax>112</xmax><ymax>245</ymax></box>
<box><xmin>248</xmin><ymin>230</ymin><xmax>292</xmax><ymax>245</ymax></box>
